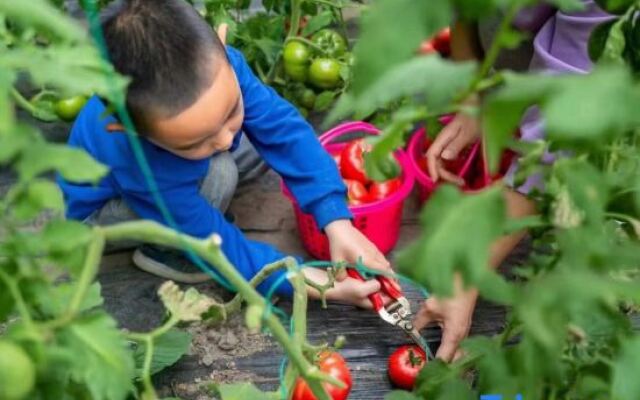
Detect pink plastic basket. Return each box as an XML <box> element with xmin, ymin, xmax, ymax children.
<box><xmin>407</xmin><ymin>125</ymin><xmax>517</xmax><ymax>205</ymax></box>
<box><xmin>407</xmin><ymin>127</ymin><xmax>480</xmax><ymax>204</ymax></box>
<box><xmin>282</xmin><ymin>121</ymin><xmax>415</xmax><ymax>260</ymax></box>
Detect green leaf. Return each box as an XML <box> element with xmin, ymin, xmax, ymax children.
<box><xmin>552</xmin><ymin>159</ymin><xmax>608</xmax><ymax>226</ymax></box>
<box><xmin>0</xmin><ymin>275</ymin><xmax>15</xmax><ymax>321</ymax></box>
<box><xmin>384</xmin><ymin>391</ymin><xmax>420</xmax><ymax>400</ymax></box>
<box><xmin>314</xmin><ymin>90</ymin><xmax>336</xmax><ymax>112</ymax></box>
<box><xmin>301</xmin><ymin>11</ymin><xmax>333</xmax><ymax>36</ymax></box>
<box><xmin>133</xmin><ymin>328</ymin><xmax>192</xmax><ymax>377</ymax></box>
<box><xmin>158</xmin><ymin>281</ymin><xmax>217</xmax><ymax>322</ymax></box>
<box><xmin>0</xmin><ymin>45</ymin><xmax>128</xmax><ymax>102</ymax></box>
<box><xmin>0</xmin><ymin>125</ymin><xmax>33</xmax><ymax>163</ymax></box>
<box><xmin>35</xmin><ymin>282</ymin><xmax>103</xmax><ymax>317</ymax></box>
<box><xmin>589</xmin><ymin>20</ymin><xmax>617</xmax><ymax>62</ymax></box>
<box><xmin>16</xmin><ymin>143</ymin><xmax>108</xmax><ymax>183</ymax></box>
<box><xmin>42</xmin><ymin>220</ymin><xmax>93</xmax><ymax>255</ymax></box>
<box><xmin>352</xmin><ymin>0</ymin><xmax>452</xmax><ymax>95</ymax></box>
<box><xmin>601</xmin><ymin>17</ymin><xmax>627</xmax><ymax>64</ymax></box>
<box><xmin>12</xmin><ymin>179</ymin><xmax>64</xmax><ymax>219</ymax></box>
<box><xmin>58</xmin><ymin>312</ymin><xmax>135</xmax><ymax>400</ymax></box>
<box><xmin>216</xmin><ymin>382</ymin><xmax>278</xmax><ymax>400</ymax></box>
<box><xmin>345</xmin><ymin>56</ymin><xmax>476</xmax><ymax>120</ymax></box>
<box><xmin>398</xmin><ymin>186</ymin><xmax>510</xmax><ymax>297</ymax></box>
<box><xmin>611</xmin><ymin>336</ymin><xmax>640</xmax><ymax>400</ymax></box>
<box><xmin>537</xmin><ymin>67</ymin><xmax>640</xmax><ymax>143</ymax></box>
<box><xmin>0</xmin><ymin>0</ymin><xmax>86</xmax><ymax>42</ymax></box>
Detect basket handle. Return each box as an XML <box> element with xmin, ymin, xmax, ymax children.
<box><xmin>319</xmin><ymin>121</ymin><xmax>380</xmax><ymax>146</ymax></box>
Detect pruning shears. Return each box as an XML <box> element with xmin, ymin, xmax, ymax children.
<box><xmin>347</xmin><ymin>268</ymin><xmax>430</xmax><ymax>357</ymax></box>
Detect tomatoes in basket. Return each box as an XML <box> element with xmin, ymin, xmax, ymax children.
<box><xmin>340</xmin><ymin>139</ymin><xmax>371</xmax><ymax>184</ymax></box>
<box><xmin>388</xmin><ymin>345</ymin><xmax>427</xmax><ymax>390</ymax></box>
<box><xmin>292</xmin><ymin>351</ymin><xmax>352</xmax><ymax>400</ymax></box>
<box><xmin>369</xmin><ymin>178</ymin><xmax>402</xmax><ymax>201</ymax></box>
<box><xmin>344</xmin><ymin>179</ymin><xmax>370</xmax><ymax>205</ymax></box>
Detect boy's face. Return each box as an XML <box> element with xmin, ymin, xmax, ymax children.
<box><xmin>143</xmin><ymin>25</ymin><xmax>244</xmax><ymax>161</ymax></box>
<box><xmin>145</xmin><ymin>61</ymin><xmax>244</xmax><ymax>160</ymax></box>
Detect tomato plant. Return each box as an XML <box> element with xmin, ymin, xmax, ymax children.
<box><xmin>190</xmin><ymin>0</ymin><xmax>360</xmax><ymax>115</ymax></box>
<box><xmin>387</xmin><ymin>345</ymin><xmax>427</xmax><ymax>390</ymax></box>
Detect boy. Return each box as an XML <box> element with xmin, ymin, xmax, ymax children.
<box><xmin>59</xmin><ymin>0</ymin><xmax>392</xmax><ymax>306</ymax></box>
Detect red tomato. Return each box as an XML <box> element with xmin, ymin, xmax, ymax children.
<box><xmin>388</xmin><ymin>345</ymin><xmax>427</xmax><ymax>390</ymax></box>
<box><xmin>340</xmin><ymin>139</ymin><xmax>371</xmax><ymax>184</ymax></box>
<box><xmin>433</xmin><ymin>27</ymin><xmax>451</xmax><ymax>56</ymax></box>
<box><xmin>369</xmin><ymin>178</ymin><xmax>402</xmax><ymax>200</ymax></box>
<box><xmin>418</xmin><ymin>39</ymin><xmax>438</xmax><ymax>55</ymax></box>
<box><xmin>343</xmin><ymin>179</ymin><xmax>370</xmax><ymax>205</ymax></box>
<box><xmin>292</xmin><ymin>351</ymin><xmax>352</xmax><ymax>400</ymax></box>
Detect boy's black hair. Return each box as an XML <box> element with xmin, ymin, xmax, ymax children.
<box><xmin>100</xmin><ymin>0</ymin><xmax>227</xmax><ymax>129</ymax></box>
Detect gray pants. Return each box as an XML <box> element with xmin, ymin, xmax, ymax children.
<box><xmin>87</xmin><ymin>134</ymin><xmax>268</xmax><ymax>227</ymax></box>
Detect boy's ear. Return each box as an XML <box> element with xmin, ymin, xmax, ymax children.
<box><xmin>216</xmin><ymin>23</ymin><xmax>228</xmax><ymax>45</ymax></box>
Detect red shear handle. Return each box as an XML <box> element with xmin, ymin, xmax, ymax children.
<box><xmin>346</xmin><ymin>269</ymin><xmax>384</xmax><ymax>311</ymax></box>
<box><xmin>376</xmin><ymin>276</ymin><xmax>403</xmax><ymax>300</ymax></box>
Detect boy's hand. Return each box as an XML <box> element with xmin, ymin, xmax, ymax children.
<box><xmin>324</xmin><ymin>219</ymin><xmax>393</xmax><ymax>281</ymax></box>
<box><xmin>303</xmin><ymin>267</ymin><xmax>390</xmax><ymax>309</ymax></box>
<box><xmin>413</xmin><ymin>286</ymin><xmax>478</xmax><ymax>362</ymax></box>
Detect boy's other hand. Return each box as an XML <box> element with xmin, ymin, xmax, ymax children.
<box><xmin>324</xmin><ymin>219</ymin><xmax>394</xmax><ymax>282</ymax></box>
<box><xmin>303</xmin><ymin>267</ymin><xmax>391</xmax><ymax>309</ymax></box>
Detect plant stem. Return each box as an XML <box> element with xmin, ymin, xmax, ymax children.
<box><xmin>222</xmin><ymin>258</ymin><xmax>292</xmax><ymax>316</ymax></box>
<box><xmin>287</xmin><ymin>0</ymin><xmax>302</xmax><ymax>39</ymax></box>
<box><xmin>286</xmin><ymin>36</ymin><xmax>328</xmax><ymax>55</ymax></box>
<box><xmin>101</xmin><ymin>221</ymin><xmax>337</xmax><ymax>400</ymax></box>
<box><xmin>475</xmin><ymin>4</ymin><xmax>518</xmax><ymax>85</ymax></box>
<box><xmin>67</xmin><ymin>231</ymin><xmax>105</xmax><ymax>316</ymax></box>
<box><xmin>0</xmin><ymin>269</ymin><xmax>35</xmax><ymax>330</ymax></box>
<box><xmin>10</xmin><ymin>87</ymin><xmax>37</xmax><ymax>115</ymax></box>
<box><xmin>141</xmin><ymin>336</ymin><xmax>156</xmax><ymax>397</ymax></box>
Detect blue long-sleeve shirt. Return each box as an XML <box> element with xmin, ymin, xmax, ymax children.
<box><xmin>58</xmin><ymin>46</ymin><xmax>352</xmax><ymax>296</ymax></box>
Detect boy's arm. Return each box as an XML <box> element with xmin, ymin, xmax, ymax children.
<box><xmin>119</xmin><ymin>179</ymin><xmax>294</xmax><ymax>296</ymax></box>
<box><xmin>228</xmin><ymin>47</ymin><xmax>351</xmax><ymax>231</ymax></box>
<box><xmin>228</xmin><ymin>47</ymin><xmax>393</xmax><ymax>277</ymax></box>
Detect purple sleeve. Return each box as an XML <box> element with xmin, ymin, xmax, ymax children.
<box><xmin>507</xmin><ymin>0</ymin><xmax>615</xmax><ymax>194</ymax></box>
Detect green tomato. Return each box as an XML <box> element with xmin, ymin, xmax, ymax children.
<box><xmin>54</xmin><ymin>95</ymin><xmax>88</xmax><ymax>122</ymax></box>
<box><xmin>283</xmin><ymin>41</ymin><xmax>311</xmax><ymax>82</ymax></box>
<box><xmin>308</xmin><ymin>58</ymin><xmax>341</xmax><ymax>89</ymax></box>
<box><xmin>0</xmin><ymin>341</ymin><xmax>35</xmax><ymax>400</ymax></box>
<box><xmin>297</xmin><ymin>88</ymin><xmax>317</xmax><ymax>109</ymax></box>
<box><xmin>311</xmin><ymin>29</ymin><xmax>348</xmax><ymax>58</ymax></box>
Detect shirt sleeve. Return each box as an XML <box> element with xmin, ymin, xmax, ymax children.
<box><xmin>228</xmin><ymin>47</ymin><xmax>352</xmax><ymax>230</ymax></box>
